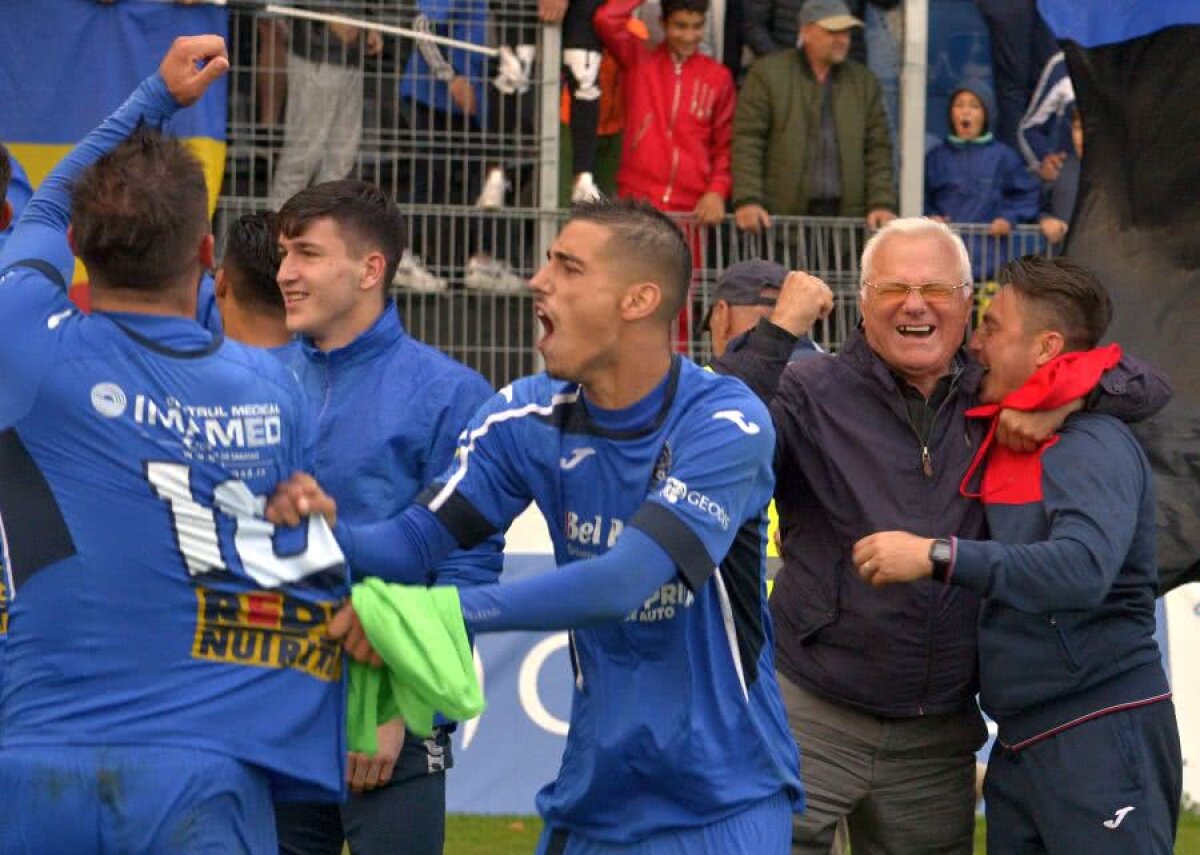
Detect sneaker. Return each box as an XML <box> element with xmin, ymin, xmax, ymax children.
<box><xmin>464</xmin><ymin>254</ymin><xmax>526</xmax><ymax>295</ymax></box>
<box><xmin>392</xmin><ymin>249</ymin><xmax>448</xmax><ymax>294</ymax></box>
<box><xmin>475</xmin><ymin>167</ymin><xmax>508</xmax><ymax>209</ymax></box>
<box><xmin>571</xmin><ymin>171</ymin><xmax>602</xmax><ymax>204</ymax></box>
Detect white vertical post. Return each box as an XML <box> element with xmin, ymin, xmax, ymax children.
<box><xmin>899</xmin><ymin>0</ymin><xmax>928</xmax><ymax>217</ymax></box>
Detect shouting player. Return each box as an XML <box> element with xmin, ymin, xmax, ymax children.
<box><xmin>273</xmin><ymin>199</ymin><xmax>809</xmax><ymax>855</ymax></box>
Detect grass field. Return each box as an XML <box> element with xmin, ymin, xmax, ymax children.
<box><xmin>443</xmin><ymin>811</ymin><xmax>1200</xmax><ymax>854</ymax></box>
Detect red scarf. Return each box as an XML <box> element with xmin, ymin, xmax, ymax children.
<box><xmin>959</xmin><ymin>344</ymin><xmax>1122</xmax><ymax>504</ymax></box>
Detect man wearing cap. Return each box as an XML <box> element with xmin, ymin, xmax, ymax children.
<box><xmin>732</xmin><ymin>0</ymin><xmax>896</xmax><ymax>233</ymax></box>
<box><xmin>703</xmin><ymin>260</ymin><xmax>827</xmax><ymax>359</ymax></box>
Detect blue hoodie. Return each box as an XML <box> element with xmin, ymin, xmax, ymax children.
<box><xmin>279</xmin><ymin>304</ymin><xmax>504</xmax><ymax>591</ymax></box>
<box><xmin>924</xmin><ymin>80</ymin><xmax>1041</xmax><ymax>278</ymax></box>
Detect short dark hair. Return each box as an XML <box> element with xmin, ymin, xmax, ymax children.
<box><xmin>0</xmin><ymin>143</ymin><xmax>12</xmax><ymax>203</ymax></box>
<box><xmin>222</xmin><ymin>211</ymin><xmax>283</xmax><ymax>312</ymax></box>
<box><xmin>566</xmin><ymin>198</ymin><xmax>692</xmax><ymax>324</ymax></box>
<box><xmin>70</xmin><ymin>128</ymin><xmax>210</xmax><ymax>290</ymax></box>
<box><xmin>997</xmin><ymin>255</ymin><xmax>1113</xmax><ymax>351</ymax></box>
<box><xmin>277</xmin><ymin>180</ymin><xmax>405</xmax><ymax>288</ymax></box>
<box><xmin>662</xmin><ymin>0</ymin><xmax>709</xmax><ymax>18</ymax></box>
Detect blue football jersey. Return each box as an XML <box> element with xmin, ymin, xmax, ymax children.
<box><xmin>0</xmin><ymin>265</ymin><xmax>348</xmax><ymax>802</ymax></box>
<box><xmin>421</xmin><ymin>357</ymin><xmax>804</xmax><ymax>841</ymax></box>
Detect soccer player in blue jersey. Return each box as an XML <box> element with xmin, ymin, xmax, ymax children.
<box><xmin>273</xmin><ymin>198</ymin><xmax>807</xmax><ymax>854</ymax></box>
<box><xmin>0</xmin><ymin>37</ymin><xmax>347</xmax><ymax>854</ymax></box>
<box><xmin>213</xmin><ymin>210</ymin><xmax>290</xmax><ymax>351</ymax></box>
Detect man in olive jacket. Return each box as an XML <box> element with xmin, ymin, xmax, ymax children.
<box><xmin>733</xmin><ymin>0</ymin><xmax>896</xmax><ymax>233</ymax></box>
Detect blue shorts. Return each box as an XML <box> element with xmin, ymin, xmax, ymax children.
<box><xmin>0</xmin><ymin>744</ymin><xmax>276</xmax><ymax>854</ymax></box>
<box><xmin>536</xmin><ymin>789</ymin><xmax>793</xmax><ymax>855</ymax></box>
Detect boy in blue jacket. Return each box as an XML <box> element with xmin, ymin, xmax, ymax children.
<box><xmin>855</xmin><ymin>255</ymin><xmax>1181</xmax><ymax>855</ymax></box>
<box><xmin>925</xmin><ymin>80</ymin><xmax>1041</xmax><ymax>280</ymax></box>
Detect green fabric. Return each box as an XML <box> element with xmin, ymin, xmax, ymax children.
<box><xmin>346</xmin><ymin>579</ymin><xmax>485</xmax><ymax>753</ymax></box>
<box><xmin>732</xmin><ymin>50</ymin><xmax>896</xmax><ymax>217</ymax></box>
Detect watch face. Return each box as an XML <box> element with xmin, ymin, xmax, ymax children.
<box><xmin>931</xmin><ymin>539</ymin><xmax>953</xmax><ymax>565</ymax></box>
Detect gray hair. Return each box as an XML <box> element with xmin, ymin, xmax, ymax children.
<box><xmin>858</xmin><ymin>217</ymin><xmax>974</xmax><ymax>302</ymax></box>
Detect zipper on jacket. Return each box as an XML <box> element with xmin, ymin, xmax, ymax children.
<box><xmin>899</xmin><ymin>375</ymin><xmax>959</xmax><ymax>479</ymax></box>
<box><xmin>662</xmin><ymin>61</ymin><xmax>683</xmax><ymax>205</ymax></box>
<box><xmin>1049</xmin><ymin>615</ymin><xmax>1081</xmax><ymax>672</ymax></box>
<box><xmin>907</xmin><ymin>367</ymin><xmax>964</xmax><ymax>713</ymax></box>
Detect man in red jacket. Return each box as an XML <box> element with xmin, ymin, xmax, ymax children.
<box><xmin>594</xmin><ymin>0</ymin><xmax>735</xmax><ymax>226</ymax></box>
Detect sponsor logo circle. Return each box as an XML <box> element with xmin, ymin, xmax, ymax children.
<box><xmin>90</xmin><ymin>382</ymin><xmax>128</xmax><ymax>419</ymax></box>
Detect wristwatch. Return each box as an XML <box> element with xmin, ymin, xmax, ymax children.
<box><xmin>929</xmin><ymin>538</ymin><xmax>954</xmax><ymax>583</ymax></box>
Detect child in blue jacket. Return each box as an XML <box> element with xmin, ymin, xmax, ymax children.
<box><xmin>925</xmin><ymin>80</ymin><xmax>1040</xmax><ymax>279</ymax></box>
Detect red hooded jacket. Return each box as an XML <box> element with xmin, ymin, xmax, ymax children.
<box><xmin>594</xmin><ymin>0</ymin><xmax>736</xmax><ymax>211</ymax></box>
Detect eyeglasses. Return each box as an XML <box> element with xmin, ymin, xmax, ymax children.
<box><xmin>863</xmin><ymin>281</ymin><xmax>968</xmax><ymax>303</ymax></box>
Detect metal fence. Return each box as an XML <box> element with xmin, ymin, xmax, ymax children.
<box><xmin>213</xmin><ymin>2</ymin><xmax>1054</xmax><ymax>390</ymax></box>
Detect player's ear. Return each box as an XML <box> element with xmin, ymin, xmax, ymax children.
<box><xmin>621</xmin><ymin>281</ymin><xmax>662</xmax><ymax>322</ymax></box>
<box><xmin>213</xmin><ymin>267</ymin><xmax>229</xmax><ymax>299</ymax></box>
<box><xmin>1034</xmin><ymin>329</ymin><xmax>1065</xmax><ymax>366</ymax></box>
<box><xmin>0</xmin><ymin>200</ymin><xmax>12</xmax><ymax>232</ymax></box>
<box><xmin>67</xmin><ymin>223</ymin><xmax>77</xmax><ymax>256</ymax></box>
<box><xmin>361</xmin><ymin>250</ymin><xmax>387</xmax><ymax>292</ymax></box>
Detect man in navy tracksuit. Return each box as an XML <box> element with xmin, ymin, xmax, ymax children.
<box><xmin>270</xmin><ymin>180</ymin><xmax>503</xmax><ymax>855</ymax></box>
<box><xmin>855</xmin><ymin>255</ymin><xmax>1181</xmax><ymax>855</ymax></box>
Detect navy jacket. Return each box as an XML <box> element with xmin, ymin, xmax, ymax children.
<box><xmin>713</xmin><ymin>322</ymin><xmax>1172</xmax><ymax>717</ymax></box>
<box><xmin>953</xmin><ymin>412</ymin><xmax>1169</xmax><ymax>748</ymax></box>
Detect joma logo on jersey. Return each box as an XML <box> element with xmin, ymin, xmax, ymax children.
<box><xmin>564</xmin><ymin>512</ymin><xmax>624</xmax><ymax>549</ymax></box>
<box><xmin>625</xmin><ymin>581</ymin><xmax>694</xmax><ymax>623</ymax></box>
<box><xmin>134</xmin><ymin>395</ymin><xmax>283</xmax><ymax>450</ymax></box>
<box><xmin>191</xmin><ymin>588</ymin><xmax>340</xmax><ymax>682</ymax></box>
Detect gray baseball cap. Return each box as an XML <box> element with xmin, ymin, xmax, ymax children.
<box><xmin>799</xmin><ymin>0</ymin><xmax>864</xmax><ymax>30</ymax></box>
<box><xmin>700</xmin><ymin>260</ymin><xmax>788</xmax><ymax>333</ymax></box>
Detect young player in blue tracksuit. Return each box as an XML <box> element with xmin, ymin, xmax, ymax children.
<box><xmin>273</xmin><ymin>200</ymin><xmax>804</xmax><ymax>854</ymax></box>
<box><xmin>856</xmin><ymin>256</ymin><xmax>1181</xmax><ymax>855</ymax></box>
<box><xmin>925</xmin><ymin>80</ymin><xmax>1041</xmax><ymax>280</ymax></box>
<box><xmin>270</xmin><ymin>180</ymin><xmax>503</xmax><ymax>855</ymax></box>
<box><xmin>0</xmin><ymin>38</ymin><xmax>348</xmax><ymax>854</ymax></box>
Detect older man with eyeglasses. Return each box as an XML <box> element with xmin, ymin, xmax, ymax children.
<box><xmin>709</xmin><ymin>216</ymin><xmax>1169</xmax><ymax>855</ymax></box>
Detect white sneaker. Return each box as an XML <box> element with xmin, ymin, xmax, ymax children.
<box><xmin>392</xmin><ymin>249</ymin><xmax>448</xmax><ymax>294</ymax></box>
<box><xmin>464</xmin><ymin>254</ymin><xmax>526</xmax><ymax>294</ymax></box>
<box><xmin>475</xmin><ymin>167</ymin><xmax>508</xmax><ymax>209</ymax></box>
<box><xmin>571</xmin><ymin>171</ymin><xmax>602</xmax><ymax>204</ymax></box>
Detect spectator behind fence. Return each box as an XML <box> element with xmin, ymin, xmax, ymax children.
<box><xmin>732</xmin><ymin>0</ymin><xmax>895</xmax><ymax>233</ymax></box>
<box><xmin>269</xmin><ymin>15</ymin><xmax>382</xmax><ymax>209</ymax></box>
<box><xmin>1039</xmin><ymin>105</ymin><xmax>1082</xmax><ymax>247</ymax></box>
<box><xmin>924</xmin><ymin>80</ymin><xmax>1040</xmax><ymax>279</ymax></box>
<box><xmin>1017</xmin><ymin>50</ymin><xmax>1075</xmax><ymax>183</ymax></box>
<box><xmin>710</xmin><ymin>217</ymin><xmax>1168</xmax><ymax>855</ymax></box>
<box><xmin>742</xmin><ymin>0</ymin><xmax>894</xmax><ymax>63</ymax></box>
<box><xmin>974</xmin><ymin>0</ymin><xmax>1059</xmax><ymax>149</ymax></box>
<box><xmin>700</xmin><ymin>259</ymin><xmax>824</xmax><ymax>360</ymax></box>
<box><xmin>595</xmin><ymin>0</ymin><xmax>735</xmax><ymax>226</ymax></box>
